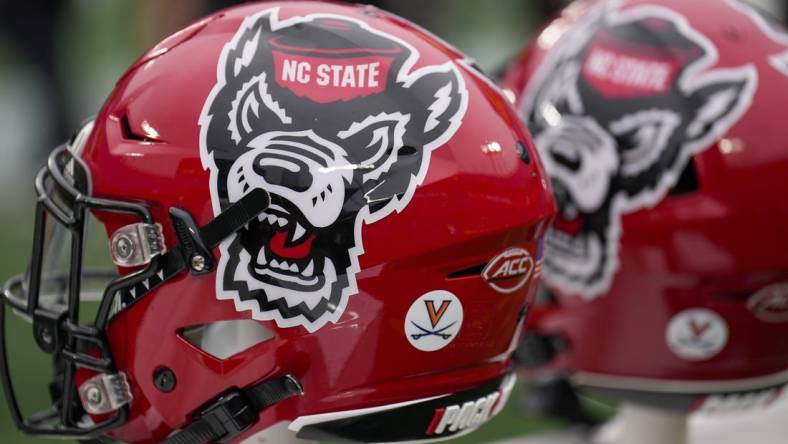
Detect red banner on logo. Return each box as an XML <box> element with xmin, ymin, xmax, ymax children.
<box><xmin>582</xmin><ymin>42</ymin><xmax>682</xmax><ymax>98</ymax></box>
<box><xmin>273</xmin><ymin>51</ymin><xmax>394</xmax><ymax>103</ymax></box>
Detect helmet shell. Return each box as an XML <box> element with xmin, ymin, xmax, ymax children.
<box><xmin>78</xmin><ymin>1</ymin><xmax>554</xmax><ymax>441</ymax></box>
<box><xmin>501</xmin><ymin>0</ymin><xmax>788</xmax><ymax>403</ymax></box>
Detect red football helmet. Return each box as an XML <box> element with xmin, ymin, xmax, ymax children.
<box><xmin>0</xmin><ymin>2</ymin><xmax>554</xmax><ymax>443</ymax></box>
<box><xmin>501</xmin><ymin>0</ymin><xmax>788</xmax><ymax>410</ymax></box>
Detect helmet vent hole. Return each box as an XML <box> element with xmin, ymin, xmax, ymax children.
<box><xmin>668</xmin><ymin>159</ymin><xmax>699</xmax><ymax>197</ymax></box>
<box><xmin>120</xmin><ymin>113</ymin><xmax>160</xmax><ymax>143</ymax></box>
<box><xmin>447</xmin><ymin>263</ymin><xmax>486</xmax><ymax>279</ymax></box>
<box><xmin>180</xmin><ymin>320</ymin><xmax>274</xmax><ymax>360</ymax></box>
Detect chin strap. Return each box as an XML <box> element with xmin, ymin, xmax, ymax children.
<box><xmin>118</xmin><ymin>188</ymin><xmax>270</xmax><ymax>305</ymax></box>
<box><xmin>162</xmin><ymin>375</ymin><xmax>303</xmax><ymax>444</ymax></box>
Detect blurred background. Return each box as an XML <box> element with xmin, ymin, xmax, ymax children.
<box><xmin>0</xmin><ymin>0</ymin><xmax>785</xmax><ymax>442</ymax></box>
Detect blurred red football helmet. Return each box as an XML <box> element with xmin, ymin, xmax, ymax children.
<box><xmin>501</xmin><ymin>0</ymin><xmax>788</xmax><ymax>409</ymax></box>
<box><xmin>0</xmin><ymin>2</ymin><xmax>555</xmax><ymax>443</ymax></box>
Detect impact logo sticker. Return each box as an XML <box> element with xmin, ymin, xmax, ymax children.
<box><xmin>521</xmin><ymin>1</ymin><xmax>758</xmax><ymax>298</ymax></box>
<box><xmin>287</xmin><ymin>372</ymin><xmax>515</xmax><ymax>441</ymax></box>
<box><xmin>405</xmin><ymin>290</ymin><xmax>463</xmax><ymax>352</ymax></box>
<box><xmin>665</xmin><ymin>308</ymin><xmax>729</xmax><ymax>361</ymax></box>
<box><xmin>482</xmin><ymin>247</ymin><xmax>534</xmax><ymax>294</ymax></box>
<box><xmin>425</xmin><ymin>374</ymin><xmax>515</xmax><ymax>437</ymax></box>
<box><xmin>199</xmin><ymin>8</ymin><xmax>468</xmax><ymax>332</ymax></box>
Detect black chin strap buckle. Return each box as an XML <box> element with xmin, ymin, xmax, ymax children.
<box><xmin>199</xmin><ymin>391</ymin><xmax>257</xmax><ymax>442</ymax></box>
<box><xmin>162</xmin><ymin>375</ymin><xmax>303</xmax><ymax>444</ymax></box>
<box><xmin>168</xmin><ymin>188</ymin><xmax>271</xmax><ymax>276</ymax></box>
<box><xmin>169</xmin><ymin>207</ymin><xmax>214</xmax><ymax>275</ymax></box>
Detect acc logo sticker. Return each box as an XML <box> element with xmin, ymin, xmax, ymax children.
<box><xmin>748</xmin><ymin>283</ymin><xmax>788</xmax><ymax>323</ymax></box>
<box><xmin>665</xmin><ymin>308</ymin><xmax>729</xmax><ymax>361</ymax></box>
<box><xmin>405</xmin><ymin>290</ymin><xmax>463</xmax><ymax>352</ymax></box>
<box><xmin>482</xmin><ymin>248</ymin><xmax>534</xmax><ymax>294</ymax></box>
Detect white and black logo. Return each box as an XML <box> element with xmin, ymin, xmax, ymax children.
<box><xmin>521</xmin><ymin>1</ymin><xmax>757</xmax><ymax>298</ymax></box>
<box><xmin>199</xmin><ymin>8</ymin><xmax>467</xmax><ymax>331</ymax></box>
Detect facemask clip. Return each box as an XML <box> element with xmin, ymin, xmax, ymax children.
<box><xmin>78</xmin><ymin>372</ymin><xmax>133</xmax><ymax>415</ymax></box>
<box><xmin>110</xmin><ymin>223</ymin><xmax>166</xmax><ymax>267</ymax></box>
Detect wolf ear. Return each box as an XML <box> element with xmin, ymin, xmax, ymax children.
<box><xmin>404</xmin><ymin>64</ymin><xmax>468</xmax><ymax>150</ymax></box>
<box><xmin>224</xmin><ymin>12</ymin><xmax>274</xmax><ymax>82</ymax></box>
<box><xmin>221</xmin><ymin>11</ymin><xmax>292</xmax><ymax>144</ymax></box>
<box><xmin>203</xmin><ymin>10</ymin><xmax>284</xmax><ymax>152</ymax></box>
<box><xmin>684</xmin><ymin>67</ymin><xmax>756</xmax><ymax>146</ymax></box>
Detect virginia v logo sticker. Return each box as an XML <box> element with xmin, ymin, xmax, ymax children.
<box><xmin>406</xmin><ymin>290</ymin><xmax>463</xmax><ymax>351</ymax></box>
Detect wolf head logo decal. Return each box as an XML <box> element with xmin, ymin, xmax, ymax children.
<box><xmin>199</xmin><ymin>9</ymin><xmax>467</xmax><ymax>331</ymax></box>
<box><xmin>521</xmin><ymin>2</ymin><xmax>757</xmax><ymax>298</ymax></box>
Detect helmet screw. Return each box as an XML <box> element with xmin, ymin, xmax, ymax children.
<box><xmin>154</xmin><ymin>367</ymin><xmax>177</xmax><ymax>393</ymax></box>
<box><xmin>85</xmin><ymin>385</ymin><xmax>103</xmax><ymax>406</ymax></box>
<box><xmin>190</xmin><ymin>255</ymin><xmax>206</xmax><ymax>272</ymax></box>
<box><xmin>113</xmin><ymin>234</ymin><xmax>135</xmax><ymax>260</ymax></box>
<box><xmin>39</xmin><ymin>327</ymin><xmax>53</xmax><ymax>346</ymax></box>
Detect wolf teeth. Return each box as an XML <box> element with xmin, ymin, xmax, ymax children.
<box><xmin>277</xmin><ymin>217</ymin><xmax>287</xmax><ymax>227</ymax></box>
<box><xmin>288</xmin><ymin>263</ymin><xmax>299</xmax><ymax>273</ymax></box>
<box><xmin>257</xmin><ymin>246</ymin><xmax>267</xmax><ymax>265</ymax></box>
<box><xmin>267</xmin><ymin>214</ymin><xmax>278</xmax><ymax>225</ymax></box>
<box><xmin>270</xmin><ymin>258</ymin><xmax>280</xmax><ymax>269</ymax></box>
<box><xmin>268</xmin><ymin>204</ymin><xmax>288</xmax><ymax>215</ymax></box>
<box><xmin>303</xmin><ymin>259</ymin><xmax>314</xmax><ymax>277</ymax></box>
<box><xmin>292</xmin><ymin>222</ymin><xmax>306</xmax><ymax>241</ymax></box>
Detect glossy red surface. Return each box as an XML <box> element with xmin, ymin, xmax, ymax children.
<box><xmin>502</xmin><ymin>0</ymin><xmax>788</xmax><ymax>391</ymax></box>
<box><xmin>73</xmin><ymin>2</ymin><xmax>554</xmax><ymax>442</ymax></box>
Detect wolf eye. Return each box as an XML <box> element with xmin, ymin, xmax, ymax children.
<box><xmin>551</xmin><ymin>149</ymin><xmax>581</xmax><ymax>171</ymax></box>
<box><xmin>609</xmin><ymin>109</ymin><xmax>680</xmax><ymax>177</ymax></box>
<box><xmin>398</xmin><ymin>145</ymin><xmax>418</xmax><ymax>156</ymax></box>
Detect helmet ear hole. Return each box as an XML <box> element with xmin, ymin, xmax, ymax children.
<box><xmin>180</xmin><ymin>320</ymin><xmax>274</xmax><ymax>360</ymax></box>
